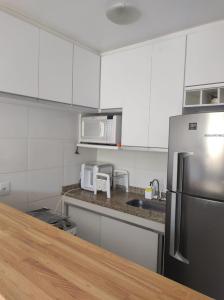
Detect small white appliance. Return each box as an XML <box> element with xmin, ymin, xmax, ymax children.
<box><xmin>80</xmin><ymin>114</ymin><xmax>122</xmax><ymax>146</ymax></box>
<box><xmin>81</xmin><ymin>162</ymin><xmax>113</xmax><ymax>192</ymax></box>
<box><xmin>94</xmin><ymin>169</ymin><xmax>129</xmax><ymax>199</ymax></box>
<box><xmin>94</xmin><ymin>172</ymin><xmax>111</xmax><ymax>198</ymax></box>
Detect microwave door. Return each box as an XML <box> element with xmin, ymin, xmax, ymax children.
<box><xmin>81</xmin><ymin>117</ymin><xmax>107</xmax><ymax>143</ymax></box>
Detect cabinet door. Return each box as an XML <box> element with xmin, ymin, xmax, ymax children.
<box><xmin>73</xmin><ymin>46</ymin><xmax>100</xmax><ymax>108</ymax></box>
<box><xmin>185</xmin><ymin>23</ymin><xmax>224</xmax><ymax>86</ymax></box>
<box><xmin>101</xmin><ymin>216</ymin><xmax>158</xmax><ymax>271</ymax></box>
<box><xmin>100</xmin><ymin>51</ymin><xmax>129</xmax><ymax>109</ymax></box>
<box><xmin>0</xmin><ymin>11</ymin><xmax>38</xmax><ymax>97</ymax></box>
<box><xmin>68</xmin><ymin>206</ymin><xmax>100</xmax><ymax>245</ymax></box>
<box><xmin>39</xmin><ymin>30</ymin><xmax>73</xmax><ymax>104</ymax></box>
<box><xmin>148</xmin><ymin>36</ymin><xmax>186</xmax><ymax>148</ymax></box>
<box><xmin>121</xmin><ymin>46</ymin><xmax>152</xmax><ymax>147</ymax></box>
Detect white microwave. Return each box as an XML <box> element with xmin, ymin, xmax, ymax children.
<box><xmin>80</xmin><ymin>114</ymin><xmax>122</xmax><ymax>145</ymax></box>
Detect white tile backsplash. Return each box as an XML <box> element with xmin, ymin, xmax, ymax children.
<box><xmin>0</xmin><ymin>139</ymin><xmax>27</xmax><ymax>173</ymax></box>
<box><xmin>98</xmin><ymin>149</ymin><xmax>135</xmax><ymax>169</ymax></box>
<box><xmin>63</xmin><ymin>141</ymin><xmax>78</xmax><ymax>165</ymax></box>
<box><xmin>28</xmin><ymin>139</ymin><xmax>63</xmax><ymax>170</ymax></box>
<box><xmin>63</xmin><ymin>142</ymin><xmax>97</xmax><ymax>166</ymax></box>
<box><xmin>28</xmin><ymin>168</ymin><xmax>63</xmax><ymax>202</ymax></box>
<box><xmin>28</xmin><ymin>107</ymin><xmax>75</xmax><ymax>139</ymax></box>
<box><xmin>0</xmin><ymin>103</ymin><xmax>28</xmax><ymax>138</ymax></box>
<box><xmin>133</xmin><ymin>151</ymin><xmax>168</xmax><ymax>172</ymax></box>
<box><xmin>97</xmin><ymin>149</ymin><xmax>168</xmax><ymax>192</ymax></box>
<box><xmin>0</xmin><ymin>96</ymin><xmax>97</xmax><ymax>211</ymax></box>
<box><xmin>0</xmin><ymin>172</ymin><xmax>28</xmax><ymax>211</ymax></box>
<box><xmin>63</xmin><ymin>163</ymin><xmax>81</xmax><ymax>186</ymax></box>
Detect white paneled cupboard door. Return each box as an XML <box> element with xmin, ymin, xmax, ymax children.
<box><xmin>121</xmin><ymin>46</ymin><xmax>152</xmax><ymax>147</ymax></box>
<box><xmin>68</xmin><ymin>206</ymin><xmax>101</xmax><ymax>246</ymax></box>
<box><xmin>185</xmin><ymin>22</ymin><xmax>224</xmax><ymax>86</ymax></box>
<box><xmin>101</xmin><ymin>216</ymin><xmax>158</xmax><ymax>271</ymax></box>
<box><xmin>0</xmin><ymin>11</ymin><xmax>38</xmax><ymax>97</ymax></box>
<box><xmin>73</xmin><ymin>46</ymin><xmax>100</xmax><ymax>108</ymax></box>
<box><xmin>148</xmin><ymin>36</ymin><xmax>186</xmax><ymax>148</ymax></box>
<box><xmin>100</xmin><ymin>51</ymin><xmax>129</xmax><ymax>109</ymax></box>
<box><xmin>39</xmin><ymin>30</ymin><xmax>73</xmax><ymax>104</ymax></box>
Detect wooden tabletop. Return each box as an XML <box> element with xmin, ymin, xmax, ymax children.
<box><xmin>0</xmin><ymin>203</ymin><xmax>210</xmax><ymax>300</ymax></box>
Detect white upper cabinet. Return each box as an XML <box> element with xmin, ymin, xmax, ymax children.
<box><xmin>185</xmin><ymin>22</ymin><xmax>224</xmax><ymax>87</ymax></box>
<box><xmin>100</xmin><ymin>39</ymin><xmax>185</xmax><ymax>148</ymax></box>
<box><xmin>0</xmin><ymin>11</ymin><xmax>38</xmax><ymax>97</ymax></box>
<box><xmin>39</xmin><ymin>30</ymin><xmax>73</xmax><ymax>104</ymax></box>
<box><xmin>101</xmin><ymin>46</ymin><xmax>152</xmax><ymax>147</ymax></box>
<box><xmin>121</xmin><ymin>46</ymin><xmax>152</xmax><ymax>147</ymax></box>
<box><xmin>148</xmin><ymin>36</ymin><xmax>186</xmax><ymax>148</ymax></box>
<box><xmin>100</xmin><ymin>51</ymin><xmax>129</xmax><ymax>109</ymax></box>
<box><xmin>73</xmin><ymin>46</ymin><xmax>100</xmax><ymax>108</ymax></box>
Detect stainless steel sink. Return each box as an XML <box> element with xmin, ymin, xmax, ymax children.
<box><xmin>126</xmin><ymin>199</ymin><xmax>165</xmax><ymax>212</ymax></box>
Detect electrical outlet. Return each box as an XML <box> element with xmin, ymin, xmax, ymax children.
<box><xmin>0</xmin><ymin>181</ymin><xmax>10</xmax><ymax>196</ymax></box>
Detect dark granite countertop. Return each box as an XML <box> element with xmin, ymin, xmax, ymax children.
<box><xmin>62</xmin><ymin>185</ymin><xmax>166</xmax><ymax>224</ymax></box>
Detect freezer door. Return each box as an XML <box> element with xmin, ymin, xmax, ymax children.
<box><xmin>167</xmin><ymin>112</ymin><xmax>224</xmax><ymax>201</ymax></box>
<box><xmin>164</xmin><ymin>191</ymin><xmax>224</xmax><ymax>299</ymax></box>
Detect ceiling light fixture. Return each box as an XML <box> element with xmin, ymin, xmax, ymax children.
<box><xmin>106</xmin><ymin>1</ymin><xmax>141</xmax><ymax>25</ymax></box>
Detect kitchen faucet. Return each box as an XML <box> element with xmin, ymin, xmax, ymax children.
<box><xmin>150</xmin><ymin>179</ymin><xmax>160</xmax><ymax>199</ymax></box>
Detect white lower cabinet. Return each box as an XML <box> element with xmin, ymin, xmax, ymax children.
<box><xmin>68</xmin><ymin>205</ymin><xmax>159</xmax><ymax>271</ymax></box>
<box><xmin>101</xmin><ymin>216</ymin><xmax>158</xmax><ymax>271</ymax></box>
<box><xmin>68</xmin><ymin>206</ymin><xmax>101</xmax><ymax>246</ymax></box>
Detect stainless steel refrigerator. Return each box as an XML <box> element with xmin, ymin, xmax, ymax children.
<box><xmin>164</xmin><ymin>112</ymin><xmax>224</xmax><ymax>299</ymax></box>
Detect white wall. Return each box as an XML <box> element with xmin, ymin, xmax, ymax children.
<box><xmin>0</xmin><ymin>95</ymin><xmax>97</xmax><ymax>212</ymax></box>
<box><xmin>97</xmin><ymin>149</ymin><xmax>168</xmax><ymax>193</ymax></box>
<box><xmin>0</xmin><ymin>94</ymin><xmax>168</xmax><ymax>212</ymax></box>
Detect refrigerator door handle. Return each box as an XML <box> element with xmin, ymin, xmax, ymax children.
<box><xmin>172</xmin><ymin>152</ymin><xmax>194</xmax><ymax>192</ymax></box>
<box><xmin>172</xmin><ymin>152</ymin><xmax>179</xmax><ymax>192</ymax></box>
<box><xmin>169</xmin><ymin>193</ymin><xmax>189</xmax><ymax>264</ymax></box>
<box><xmin>169</xmin><ymin>192</ymin><xmax>176</xmax><ymax>257</ymax></box>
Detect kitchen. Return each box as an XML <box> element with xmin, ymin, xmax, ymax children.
<box><xmin>0</xmin><ymin>0</ymin><xmax>224</xmax><ymax>299</ymax></box>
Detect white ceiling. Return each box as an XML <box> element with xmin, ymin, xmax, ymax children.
<box><xmin>1</xmin><ymin>0</ymin><xmax>224</xmax><ymax>52</ymax></box>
